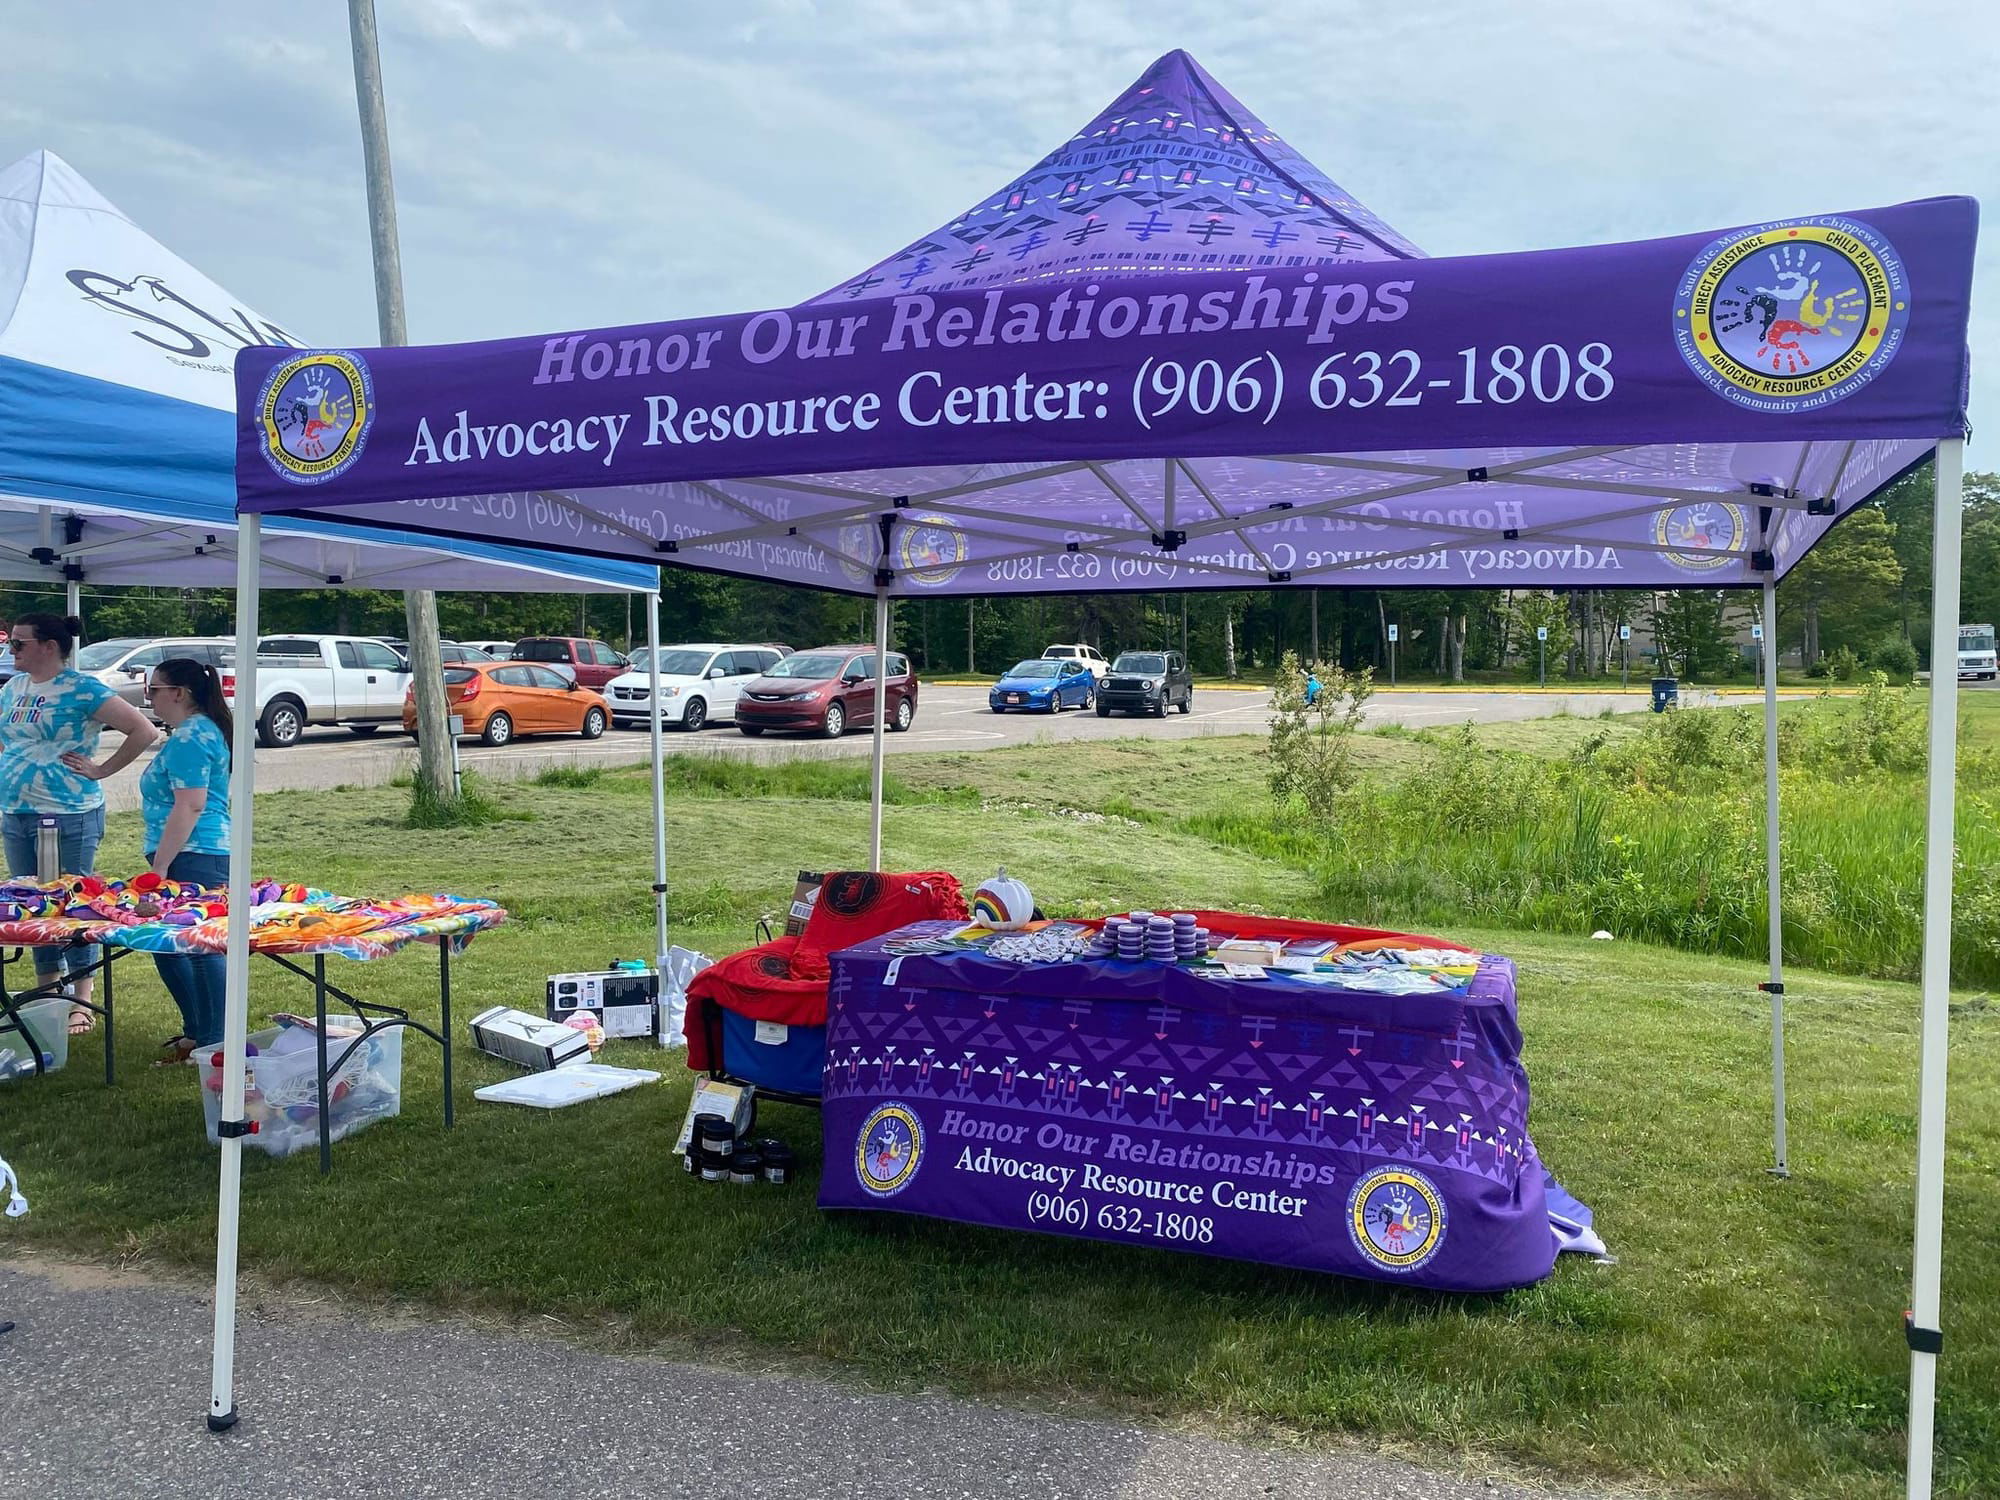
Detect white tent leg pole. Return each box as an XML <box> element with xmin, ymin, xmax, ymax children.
<box><xmin>646</xmin><ymin>589</ymin><xmax>667</xmax><ymax>968</ymax></box>
<box><xmin>1763</xmin><ymin>578</ymin><xmax>1787</xmax><ymax>1178</ymax></box>
<box><xmin>208</xmin><ymin>512</ymin><xmax>261</xmax><ymax>1432</ymax></box>
<box><xmin>1906</xmin><ymin>437</ymin><xmax>1963</xmax><ymax>1499</ymax></box>
<box><xmin>64</xmin><ymin>577</ymin><xmax>80</xmax><ymax>625</ymax></box>
<box><xmin>870</xmin><ymin>586</ymin><xmax>888</xmax><ymax>871</ymax></box>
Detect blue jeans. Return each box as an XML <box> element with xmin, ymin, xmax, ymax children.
<box><xmin>3</xmin><ymin>806</ymin><xmax>105</xmax><ymax>985</ymax></box>
<box><xmin>146</xmin><ymin>850</ymin><xmax>229</xmax><ymax>1048</ymax></box>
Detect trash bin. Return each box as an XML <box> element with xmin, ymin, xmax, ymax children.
<box><xmin>1650</xmin><ymin>677</ymin><xmax>1679</xmax><ymax>713</ymax></box>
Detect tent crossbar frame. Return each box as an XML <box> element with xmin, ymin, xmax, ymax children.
<box><xmin>55</xmin><ymin>520</ymin><xmax>205</xmax><ymax>559</ymax></box>
<box><xmin>198</xmin><ymin>540</ymin><xmax>344</xmax><ymax>587</ymax></box>
<box><xmin>1173</xmin><ymin>458</ymin><xmax>1280</xmax><ymax>575</ymax></box>
<box><xmin>895</xmin><ymin>495</ymin><xmax>1130</xmax><ymax>540</ymax></box>
<box><xmin>1086</xmin><ymin>461</ymin><xmax>1167</xmax><ymax>538</ymax></box>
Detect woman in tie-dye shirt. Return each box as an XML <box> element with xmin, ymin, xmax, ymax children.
<box><xmin>0</xmin><ymin>614</ymin><xmax>158</xmax><ymax>1034</ymax></box>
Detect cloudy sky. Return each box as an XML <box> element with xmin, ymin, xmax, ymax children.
<box><xmin>4</xmin><ymin>0</ymin><xmax>1995</xmax><ymax>462</ymax></box>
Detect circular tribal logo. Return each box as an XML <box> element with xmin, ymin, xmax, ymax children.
<box><xmin>898</xmin><ymin>513</ymin><xmax>969</xmax><ymax>587</ymax></box>
<box><xmin>1652</xmin><ymin>500</ymin><xmax>1748</xmax><ymax>573</ymax></box>
<box><xmin>856</xmin><ymin>1103</ymin><xmax>924</xmax><ymax>1197</ymax></box>
<box><xmin>1347</xmin><ymin>1166</ymin><xmax>1446</xmax><ymax>1272</ymax></box>
<box><xmin>1673</xmin><ymin>216</ymin><xmax>1909</xmax><ymax>413</ymax></box>
<box><xmin>258</xmin><ymin>351</ymin><xmax>374</xmax><ymax>484</ymax></box>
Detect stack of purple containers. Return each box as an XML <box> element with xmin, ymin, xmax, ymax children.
<box><xmin>1115</xmin><ymin>917</ymin><xmax>1143</xmax><ymax>960</ymax></box>
<box><xmin>1091</xmin><ymin>911</ymin><xmax>1212</xmax><ymax>963</ymax></box>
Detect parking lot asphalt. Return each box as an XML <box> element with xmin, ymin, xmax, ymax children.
<box><xmin>93</xmin><ymin>683</ymin><xmax>1796</xmax><ymax>810</ymax></box>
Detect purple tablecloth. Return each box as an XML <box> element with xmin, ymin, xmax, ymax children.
<box><xmin>819</xmin><ymin>920</ymin><xmax>1569</xmax><ymax>1291</ymax></box>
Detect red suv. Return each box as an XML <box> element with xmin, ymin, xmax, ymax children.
<box><xmin>735</xmin><ymin>646</ymin><xmax>918</xmax><ymax>738</ymax></box>
<box><xmin>510</xmin><ymin>636</ymin><xmax>628</xmax><ymax>690</ymax></box>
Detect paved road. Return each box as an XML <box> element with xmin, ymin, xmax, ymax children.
<box><xmin>93</xmin><ymin>685</ymin><xmax>1786</xmax><ymax>810</ymax></box>
<box><xmin>0</xmin><ymin>1258</ymin><xmax>1614</xmax><ymax>1500</ymax></box>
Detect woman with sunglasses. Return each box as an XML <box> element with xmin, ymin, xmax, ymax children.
<box><xmin>1</xmin><ymin>613</ymin><xmax>159</xmax><ymax>1035</ymax></box>
<box><xmin>82</xmin><ymin>658</ymin><xmax>232</xmax><ymax>1063</ymax></box>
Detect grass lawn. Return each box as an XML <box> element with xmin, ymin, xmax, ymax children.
<box><xmin>2</xmin><ymin>722</ymin><xmax>1996</xmax><ymax>1498</ymax></box>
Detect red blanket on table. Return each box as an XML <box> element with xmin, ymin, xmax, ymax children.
<box><xmin>684</xmin><ymin>871</ymin><xmax>966</xmax><ymax>1069</ymax></box>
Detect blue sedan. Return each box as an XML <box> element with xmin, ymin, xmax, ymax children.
<box><xmin>990</xmin><ymin>657</ymin><xmax>1094</xmax><ymax>713</ymax></box>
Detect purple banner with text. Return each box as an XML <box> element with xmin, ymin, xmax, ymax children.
<box><xmin>817</xmin><ymin>922</ymin><xmax>1568</xmax><ymax>1292</ymax></box>
<box><xmin>233</xmin><ymin>199</ymin><xmax>1973</xmax><ymax>597</ymax></box>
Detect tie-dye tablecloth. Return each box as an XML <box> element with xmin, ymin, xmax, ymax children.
<box><xmin>0</xmin><ymin>878</ymin><xmax>505</xmax><ymax>960</ymax></box>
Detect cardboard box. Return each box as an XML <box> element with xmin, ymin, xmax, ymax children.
<box><xmin>783</xmin><ymin>871</ymin><xmax>824</xmax><ymax>936</ymax></box>
<box><xmin>546</xmin><ymin>968</ymin><xmax>659</xmax><ymax>1040</ymax></box>
<box><xmin>470</xmin><ymin>1006</ymin><xmax>592</xmax><ymax>1072</ymax></box>
<box><xmin>1211</xmin><ymin>939</ymin><xmax>1284</xmax><ymax>968</ymax></box>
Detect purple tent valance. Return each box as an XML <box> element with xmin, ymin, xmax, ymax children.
<box><xmin>234</xmin><ymin>191</ymin><xmax>1974</xmax><ymax>599</ymax></box>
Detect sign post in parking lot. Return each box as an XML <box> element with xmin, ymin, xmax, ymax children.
<box><xmin>1387</xmin><ymin>621</ymin><xmax>1398</xmax><ymax>687</ymax></box>
<box><xmin>1536</xmin><ymin>625</ymin><xmax>1548</xmax><ymax>688</ymax></box>
<box><xmin>1619</xmin><ymin>623</ymin><xmax>1632</xmax><ymax>691</ymax></box>
<box><xmin>448</xmin><ymin>714</ymin><xmax>465</xmax><ymax>797</ymax></box>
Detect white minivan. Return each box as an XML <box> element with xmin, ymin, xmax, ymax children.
<box><xmin>603</xmin><ymin>642</ymin><xmax>787</xmax><ymax>731</ymax></box>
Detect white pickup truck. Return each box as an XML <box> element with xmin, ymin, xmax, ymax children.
<box><xmin>230</xmin><ymin>635</ymin><xmax>415</xmax><ymax>748</ymax></box>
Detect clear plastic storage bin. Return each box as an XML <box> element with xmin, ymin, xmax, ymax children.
<box><xmin>0</xmin><ymin>995</ymin><xmax>73</xmax><ymax>1080</ymax></box>
<box><xmin>200</xmin><ymin>1017</ymin><xmax>403</xmax><ymax>1157</ymax></box>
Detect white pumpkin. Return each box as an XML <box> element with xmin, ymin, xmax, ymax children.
<box><xmin>972</xmin><ymin>867</ymin><xmax>1034</xmax><ymax>931</ymax></box>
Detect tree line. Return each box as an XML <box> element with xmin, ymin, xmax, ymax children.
<box><xmin>13</xmin><ymin>463</ymin><xmax>1992</xmax><ymax>685</ymax></box>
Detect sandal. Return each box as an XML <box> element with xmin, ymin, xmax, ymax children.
<box><xmin>66</xmin><ymin>1003</ymin><xmax>94</xmax><ymax>1036</ymax></box>
<box><xmin>153</xmin><ymin>1035</ymin><xmax>198</xmax><ymax>1068</ymax></box>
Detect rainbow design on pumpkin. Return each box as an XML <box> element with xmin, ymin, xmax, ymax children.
<box><xmin>971</xmin><ymin>868</ymin><xmax>1033</xmax><ymax>931</ymax></box>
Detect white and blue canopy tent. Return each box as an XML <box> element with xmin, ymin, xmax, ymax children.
<box><xmin>0</xmin><ymin>145</ymin><xmax>674</xmax><ymax>1005</ymax></box>
<box><xmin>0</xmin><ymin>149</ymin><xmax>662</xmax><ymax>597</ymax></box>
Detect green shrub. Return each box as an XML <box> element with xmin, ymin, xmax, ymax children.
<box><xmin>1267</xmin><ymin>651</ymin><xmax>1374</xmax><ymax>823</ymax></box>
<box><xmin>533</xmin><ymin>765</ymin><xmax>605</xmax><ymax>789</ymax></box>
<box><xmin>1869</xmin><ymin>633</ymin><xmax>1919</xmax><ymax>683</ymax></box>
<box><xmin>405</xmin><ymin>773</ymin><xmax>522</xmax><ymax>828</ymax></box>
<box><xmin>1827</xmin><ymin>645</ymin><xmax>1863</xmax><ymax>681</ymax></box>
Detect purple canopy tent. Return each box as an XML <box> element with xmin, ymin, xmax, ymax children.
<box><xmin>220</xmin><ymin>53</ymin><xmax>1974</xmax><ymax>1494</ymax></box>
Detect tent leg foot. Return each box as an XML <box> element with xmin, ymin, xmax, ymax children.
<box><xmin>1767</xmin><ymin>1165</ymin><xmax>1790</xmax><ymax>1180</ymax></box>
<box><xmin>207</xmin><ymin>1407</ymin><xmax>239</xmax><ymax>1433</ymax></box>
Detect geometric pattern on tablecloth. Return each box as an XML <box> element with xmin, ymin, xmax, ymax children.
<box><xmin>827</xmin><ymin>981</ymin><xmax>1533</xmax><ymax>1188</ymax></box>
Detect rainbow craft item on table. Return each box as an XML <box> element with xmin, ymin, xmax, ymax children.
<box><xmin>969</xmin><ymin>868</ymin><xmax>1033</xmax><ymax>931</ymax></box>
<box><xmin>0</xmin><ymin>875</ymin><xmax>504</xmax><ymax>959</ymax></box>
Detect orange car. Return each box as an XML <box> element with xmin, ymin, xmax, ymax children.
<box><xmin>402</xmin><ymin>661</ymin><xmax>610</xmax><ymax>746</ymax></box>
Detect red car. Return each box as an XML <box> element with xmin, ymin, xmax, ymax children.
<box><xmin>734</xmin><ymin>646</ymin><xmax>918</xmax><ymax>738</ymax></box>
<box><xmin>510</xmin><ymin>636</ymin><xmax>629</xmax><ymax>690</ymax></box>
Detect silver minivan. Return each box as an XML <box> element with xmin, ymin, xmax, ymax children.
<box><xmin>75</xmin><ymin>636</ymin><xmax>233</xmax><ymax>712</ymax></box>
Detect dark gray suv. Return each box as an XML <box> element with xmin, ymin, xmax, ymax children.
<box><xmin>1097</xmin><ymin>650</ymin><xmax>1192</xmax><ymax>717</ymax></box>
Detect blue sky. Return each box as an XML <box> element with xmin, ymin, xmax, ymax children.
<box><xmin>5</xmin><ymin>0</ymin><xmax>1994</xmax><ymax>463</ymax></box>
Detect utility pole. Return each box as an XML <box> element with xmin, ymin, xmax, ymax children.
<box><xmin>347</xmin><ymin>0</ymin><xmax>451</xmax><ymax>802</ymax></box>
<box><xmin>966</xmin><ymin>599</ymin><xmax>975</xmax><ymax>674</ymax></box>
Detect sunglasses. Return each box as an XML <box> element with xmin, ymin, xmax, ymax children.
<box><xmin>7</xmin><ymin>638</ymin><xmax>35</xmax><ymax>650</ymax></box>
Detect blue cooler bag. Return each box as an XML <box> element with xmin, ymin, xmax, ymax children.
<box><xmin>717</xmin><ymin>1010</ymin><xmax>826</xmax><ymax>1096</ymax></box>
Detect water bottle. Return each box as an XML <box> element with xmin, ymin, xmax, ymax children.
<box><xmin>35</xmin><ymin>816</ymin><xmax>59</xmax><ymax>883</ymax></box>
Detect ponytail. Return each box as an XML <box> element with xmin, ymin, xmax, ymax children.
<box><xmin>151</xmin><ymin>657</ymin><xmax>235</xmax><ymax>757</ymax></box>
